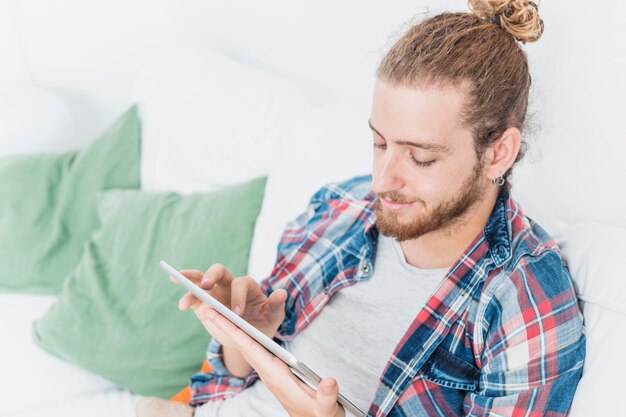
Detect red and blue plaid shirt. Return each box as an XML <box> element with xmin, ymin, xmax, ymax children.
<box><xmin>189</xmin><ymin>175</ymin><xmax>585</xmax><ymax>416</ymax></box>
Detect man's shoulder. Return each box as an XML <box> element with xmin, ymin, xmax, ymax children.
<box><xmin>480</xmin><ymin>197</ymin><xmax>574</xmax><ymax>305</ymax></box>
<box><xmin>506</xmin><ymin>197</ymin><xmax>566</xmax><ymax>269</ymax></box>
<box><xmin>478</xmin><ymin>205</ymin><xmax>583</xmax><ymax>369</ymax></box>
<box><xmin>276</xmin><ymin>175</ymin><xmax>375</xmax><ymax>257</ymax></box>
<box><xmin>308</xmin><ymin>174</ymin><xmax>375</xmax><ymax>205</ymax></box>
<box><xmin>481</xmin><ymin>198</ymin><xmax>577</xmax><ymax>321</ymax></box>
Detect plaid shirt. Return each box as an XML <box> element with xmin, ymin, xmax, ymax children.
<box><xmin>189</xmin><ymin>175</ymin><xmax>585</xmax><ymax>416</ymax></box>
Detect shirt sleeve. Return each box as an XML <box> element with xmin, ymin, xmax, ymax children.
<box><xmin>188</xmin><ymin>338</ymin><xmax>260</xmax><ymax>406</ymax></box>
<box><xmin>464</xmin><ymin>251</ymin><xmax>586</xmax><ymax>416</ymax></box>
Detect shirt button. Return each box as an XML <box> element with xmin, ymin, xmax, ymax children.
<box><xmin>324</xmin><ymin>286</ymin><xmax>330</xmax><ymax>294</ymax></box>
<box><xmin>361</xmin><ymin>264</ymin><xmax>370</xmax><ymax>274</ymax></box>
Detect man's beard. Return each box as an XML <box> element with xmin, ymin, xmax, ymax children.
<box><xmin>374</xmin><ymin>160</ymin><xmax>486</xmax><ymax>242</ymax></box>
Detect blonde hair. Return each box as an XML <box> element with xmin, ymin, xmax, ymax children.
<box><xmin>376</xmin><ymin>0</ymin><xmax>544</xmax><ymax>192</ymax></box>
<box><xmin>468</xmin><ymin>0</ymin><xmax>544</xmax><ymax>44</ymax></box>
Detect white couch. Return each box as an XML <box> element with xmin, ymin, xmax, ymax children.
<box><xmin>1</xmin><ymin>1</ymin><xmax>624</xmax><ymax>416</ymax></box>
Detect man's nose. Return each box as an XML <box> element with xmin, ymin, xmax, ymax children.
<box><xmin>372</xmin><ymin>150</ymin><xmax>405</xmax><ymax>193</ymax></box>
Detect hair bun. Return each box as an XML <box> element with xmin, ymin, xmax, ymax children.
<box><xmin>467</xmin><ymin>0</ymin><xmax>544</xmax><ymax>43</ymax></box>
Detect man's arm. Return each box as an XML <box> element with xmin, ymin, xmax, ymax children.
<box><xmin>189</xmin><ymin>198</ymin><xmax>322</xmax><ymax>405</ymax></box>
<box><xmin>204</xmin><ymin>306</ymin><xmax>347</xmax><ymax>417</ymax></box>
<box><xmin>223</xmin><ymin>343</ymin><xmax>254</xmax><ymax>378</ymax></box>
<box><xmin>464</xmin><ymin>251</ymin><xmax>586</xmax><ymax>416</ymax></box>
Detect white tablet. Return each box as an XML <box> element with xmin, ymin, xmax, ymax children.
<box><xmin>160</xmin><ymin>260</ymin><xmax>365</xmax><ymax>417</ymax></box>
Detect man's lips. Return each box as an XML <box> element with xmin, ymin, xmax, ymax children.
<box><xmin>379</xmin><ymin>197</ymin><xmax>415</xmax><ymax>211</ymax></box>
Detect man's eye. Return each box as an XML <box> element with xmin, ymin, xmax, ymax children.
<box><xmin>411</xmin><ymin>155</ymin><xmax>436</xmax><ymax>167</ymax></box>
<box><xmin>373</xmin><ymin>143</ymin><xmax>386</xmax><ymax>150</ymax></box>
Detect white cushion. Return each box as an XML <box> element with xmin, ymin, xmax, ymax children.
<box><xmin>568</xmin><ymin>304</ymin><xmax>624</xmax><ymax>417</ymax></box>
<box><xmin>556</xmin><ymin>223</ymin><xmax>626</xmax><ymax>315</ymax></box>
<box><xmin>8</xmin><ymin>389</ymin><xmax>139</xmax><ymax>417</ymax></box>
<box><xmin>554</xmin><ymin>223</ymin><xmax>625</xmax><ymax>416</ymax></box>
<box><xmin>0</xmin><ymin>294</ymin><xmax>119</xmax><ymax>415</ymax></box>
<box><xmin>0</xmin><ymin>85</ymin><xmax>74</xmax><ymax>157</ymax></box>
<box><xmin>133</xmin><ymin>44</ymin><xmax>309</xmax><ymax>194</ymax></box>
<box><xmin>247</xmin><ymin>103</ymin><xmax>372</xmax><ymax>281</ymax></box>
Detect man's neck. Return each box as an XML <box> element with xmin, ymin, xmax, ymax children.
<box><xmin>398</xmin><ymin>193</ymin><xmax>499</xmax><ymax>269</ymax></box>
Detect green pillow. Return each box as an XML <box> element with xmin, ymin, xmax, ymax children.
<box><xmin>0</xmin><ymin>105</ymin><xmax>141</xmax><ymax>294</ymax></box>
<box><xmin>33</xmin><ymin>177</ymin><xmax>267</xmax><ymax>398</ymax></box>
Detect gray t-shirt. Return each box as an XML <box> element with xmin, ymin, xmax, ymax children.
<box><xmin>194</xmin><ymin>234</ymin><xmax>449</xmax><ymax>417</ymax></box>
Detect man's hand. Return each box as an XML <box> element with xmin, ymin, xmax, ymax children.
<box><xmin>169</xmin><ymin>264</ymin><xmax>287</xmax><ymax>377</ymax></box>
<box><xmin>171</xmin><ymin>264</ymin><xmax>287</xmax><ymax>348</ymax></box>
<box><xmin>205</xmin><ymin>307</ymin><xmax>346</xmax><ymax>417</ymax></box>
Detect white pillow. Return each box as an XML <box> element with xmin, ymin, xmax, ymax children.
<box><xmin>0</xmin><ymin>85</ymin><xmax>74</xmax><ymax>157</ymax></box>
<box><xmin>8</xmin><ymin>389</ymin><xmax>139</xmax><ymax>417</ymax></box>
<box><xmin>554</xmin><ymin>223</ymin><xmax>625</xmax><ymax>416</ymax></box>
<box><xmin>247</xmin><ymin>103</ymin><xmax>372</xmax><ymax>281</ymax></box>
<box><xmin>555</xmin><ymin>223</ymin><xmax>626</xmax><ymax>315</ymax></box>
<box><xmin>132</xmin><ymin>44</ymin><xmax>309</xmax><ymax>194</ymax></box>
<box><xmin>0</xmin><ymin>294</ymin><xmax>119</xmax><ymax>415</ymax></box>
<box><xmin>568</xmin><ymin>303</ymin><xmax>624</xmax><ymax>417</ymax></box>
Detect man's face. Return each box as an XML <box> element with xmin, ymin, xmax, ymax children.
<box><xmin>370</xmin><ymin>79</ymin><xmax>488</xmax><ymax>241</ymax></box>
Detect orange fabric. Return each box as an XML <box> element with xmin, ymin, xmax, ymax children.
<box><xmin>170</xmin><ymin>359</ymin><xmax>213</xmax><ymax>404</ymax></box>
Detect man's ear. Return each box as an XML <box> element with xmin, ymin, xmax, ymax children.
<box><xmin>482</xmin><ymin>127</ymin><xmax>521</xmax><ymax>180</ymax></box>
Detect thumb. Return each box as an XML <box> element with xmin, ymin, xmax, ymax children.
<box><xmin>267</xmin><ymin>289</ymin><xmax>287</xmax><ymax>323</ymax></box>
<box><xmin>314</xmin><ymin>378</ymin><xmax>344</xmax><ymax>417</ymax></box>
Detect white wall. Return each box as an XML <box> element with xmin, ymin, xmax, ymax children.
<box><xmin>1</xmin><ymin>0</ymin><xmax>625</xmax><ymax>227</ymax></box>
<box><xmin>513</xmin><ymin>0</ymin><xmax>626</xmax><ymax>227</ymax></box>
<box><xmin>12</xmin><ymin>0</ymin><xmax>175</xmax><ymax>146</ymax></box>
<box><xmin>0</xmin><ymin>0</ymin><xmax>30</xmax><ymax>86</ymax></box>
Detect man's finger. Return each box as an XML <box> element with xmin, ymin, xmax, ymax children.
<box><xmin>200</xmin><ymin>263</ymin><xmax>234</xmax><ymax>289</ymax></box>
<box><xmin>178</xmin><ymin>292</ymin><xmax>201</xmax><ymax>311</ymax></box>
<box><xmin>206</xmin><ymin>309</ymin><xmax>270</xmax><ymax>360</ymax></box>
<box><xmin>267</xmin><ymin>289</ymin><xmax>288</xmax><ymax>322</ymax></box>
<box><xmin>169</xmin><ymin>269</ymin><xmax>203</xmax><ymax>284</ymax></box>
<box><xmin>314</xmin><ymin>378</ymin><xmax>343</xmax><ymax>417</ymax></box>
<box><xmin>230</xmin><ymin>277</ymin><xmax>257</xmax><ymax>316</ymax></box>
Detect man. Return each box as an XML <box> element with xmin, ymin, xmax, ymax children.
<box><xmin>138</xmin><ymin>3</ymin><xmax>585</xmax><ymax>416</ymax></box>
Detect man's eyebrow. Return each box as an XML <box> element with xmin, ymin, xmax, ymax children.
<box><xmin>368</xmin><ymin>120</ymin><xmax>450</xmax><ymax>153</ymax></box>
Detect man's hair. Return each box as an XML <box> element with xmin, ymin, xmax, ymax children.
<box><xmin>377</xmin><ymin>0</ymin><xmax>544</xmax><ymax>193</ymax></box>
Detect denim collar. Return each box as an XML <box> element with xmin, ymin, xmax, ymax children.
<box><xmin>483</xmin><ymin>191</ymin><xmax>512</xmax><ymax>267</ymax></box>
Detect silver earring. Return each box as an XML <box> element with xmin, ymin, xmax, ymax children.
<box><xmin>492</xmin><ymin>173</ymin><xmax>505</xmax><ymax>187</ymax></box>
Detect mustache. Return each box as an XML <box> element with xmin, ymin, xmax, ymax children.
<box><xmin>377</xmin><ymin>191</ymin><xmax>418</xmax><ymax>204</ymax></box>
